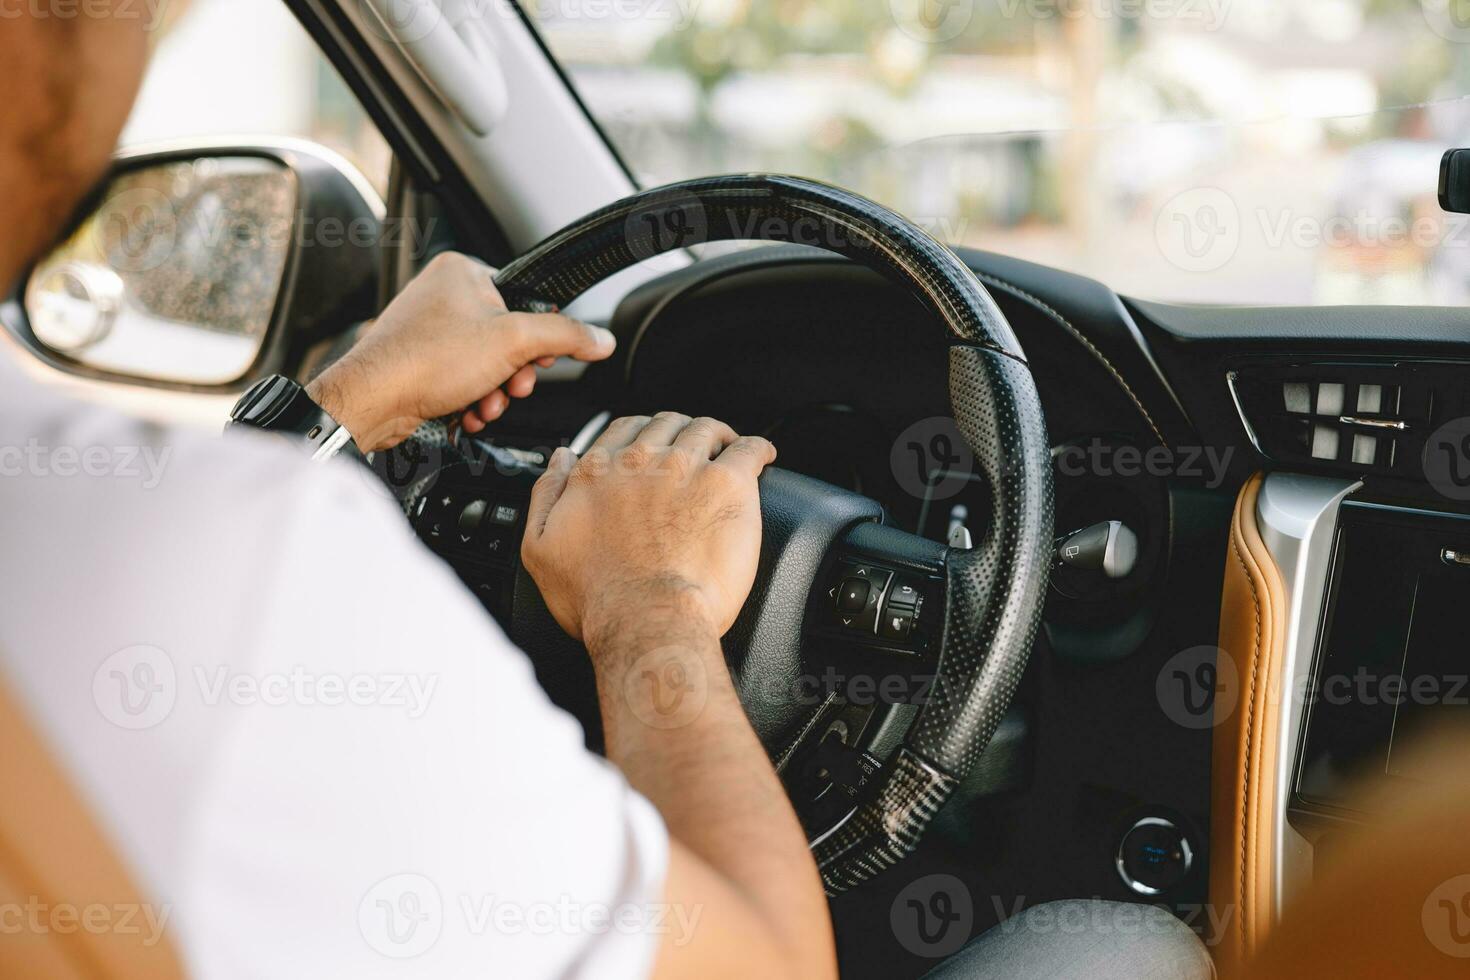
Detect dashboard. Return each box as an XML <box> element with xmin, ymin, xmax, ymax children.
<box><xmin>403</xmin><ymin>243</ymin><xmax>1225</xmax><ymax>976</ymax></box>
<box><xmin>402</xmin><ymin>240</ymin><xmax>1470</xmax><ymax>979</ymax></box>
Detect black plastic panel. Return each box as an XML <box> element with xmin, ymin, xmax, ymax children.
<box><xmin>1294</xmin><ymin>500</ymin><xmax>1470</xmax><ymax>815</ymax></box>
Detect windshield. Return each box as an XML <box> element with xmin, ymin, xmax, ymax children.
<box><xmin>527</xmin><ymin>0</ymin><xmax>1470</xmax><ymax>307</ymax></box>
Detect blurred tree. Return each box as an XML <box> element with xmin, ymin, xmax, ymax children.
<box><xmin>650</xmin><ymin>0</ymin><xmax>1039</xmax><ymax>92</ymax></box>
<box><xmin>646</xmin><ymin>0</ymin><xmax>1040</xmax><ymax>177</ymax></box>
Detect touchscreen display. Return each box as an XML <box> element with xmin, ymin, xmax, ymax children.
<box><xmin>1386</xmin><ymin>568</ymin><xmax>1470</xmax><ymax>781</ymax></box>
<box><xmin>1295</xmin><ymin>502</ymin><xmax>1470</xmax><ymax>813</ymax></box>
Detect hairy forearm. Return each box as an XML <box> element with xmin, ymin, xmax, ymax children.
<box><xmin>586</xmin><ymin>591</ymin><xmax>836</xmax><ymax>979</ymax></box>
<box><xmin>305</xmin><ymin>362</ymin><xmax>418</xmax><ymax>454</ymax></box>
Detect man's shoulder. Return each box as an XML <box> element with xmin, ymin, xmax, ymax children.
<box><xmin>0</xmin><ymin>379</ymin><xmax>403</xmax><ymax>537</ymax></box>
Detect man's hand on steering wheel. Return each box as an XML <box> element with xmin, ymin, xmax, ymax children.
<box><xmin>521</xmin><ymin>413</ymin><xmax>778</xmax><ymax>645</ymax></box>
<box><xmin>518</xmin><ymin>413</ymin><xmax>836</xmax><ymax>980</ymax></box>
<box><xmin>297</xmin><ymin>176</ymin><xmax>1047</xmax><ymax>910</ymax></box>
<box><xmin>299</xmin><ymin>245</ymin><xmax>831</xmax><ymax>979</ymax></box>
<box><xmin>305</xmin><ymin>251</ymin><xmax>616</xmax><ymax>453</ymax></box>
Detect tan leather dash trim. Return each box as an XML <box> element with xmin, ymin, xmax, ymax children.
<box><xmin>1209</xmin><ymin>473</ymin><xmax>1287</xmax><ymax>977</ymax></box>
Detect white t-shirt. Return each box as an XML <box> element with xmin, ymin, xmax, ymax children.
<box><xmin>0</xmin><ymin>354</ymin><xmax>670</xmax><ymax>978</ymax></box>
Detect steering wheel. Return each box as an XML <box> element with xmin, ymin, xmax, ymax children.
<box><xmin>418</xmin><ymin>175</ymin><xmax>1052</xmax><ymax>894</ymax></box>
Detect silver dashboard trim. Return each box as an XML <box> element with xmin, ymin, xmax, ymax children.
<box><xmin>1225</xmin><ymin>370</ymin><xmax>1265</xmax><ymax>454</ymax></box>
<box><xmin>569</xmin><ymin>410</ymin><xmax>612</xmax><ymax>454</ymax></box>
<box><xmin>1338</xmin><ymin>415</ymin><xmax>1408</xmax><ymax>431</ymax></box>
<box><xmin>1254</xmin><ymin>472</ymin><xmax>1360</xmax><ymax>921</ymax></box>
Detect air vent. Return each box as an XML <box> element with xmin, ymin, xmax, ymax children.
<box><xmin>1227</xmin><ymin>362</ymin><xmax>1442</xmax><ymax>475</ymax></box>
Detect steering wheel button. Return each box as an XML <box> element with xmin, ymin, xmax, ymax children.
<box><xmin>458</xmin><ymin>500</ymin><xmax>488</xmax><ymax>538</ymax></box>
<box><xmin>482</xmin><ymin>176</ymin><xmax>1049</xmax><ymax>893</ymax></box>
<box><xmin>830</xmin><ymin>562</ymin><xmax>894</xmax><ymax>633</ymax></box>
<box><xmin>838</xmin><ymin>563</ymin><xmax>892</xmax><ymax>591</ymax></box>
<box><xmin>490</xmin><ymin>502</ymin><xmax>522</xmax><ymax>526</ymax></box>
<box><xmin>878</xmin><ymin>607</ymin><xmax>915</xmax><ymax>642</ymax></box>
<box><xmin>837</xmin><ymin>578</ymin><xmax>869</xmax><ymax>613</ymax></box>
<box><xmin>481</xmin><ymin>526</ymin><xmax>513</xmax><ymax>561</ymax></box>
<box><xmin>889</xmin><ymin>578</ymin><xmax>921</xmax><ymax>610</ymax></box>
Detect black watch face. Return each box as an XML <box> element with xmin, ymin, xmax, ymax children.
<box><xmin>230</xmin><ymin>376</ymin><xmax>329</xmax><ymax>441</ymax></box>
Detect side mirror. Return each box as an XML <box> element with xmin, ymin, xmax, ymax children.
<box><xmin>13</xmin><ymin>142</ymin><xmax>382</xmax><ymax>389</ymax></box>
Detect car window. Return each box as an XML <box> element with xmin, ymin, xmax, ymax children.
<box><xmin>122</xmin><ymin>0</ymin><xmax>391</xmax><ymax>197</ymax></box>
<box><xmin>528</xmin><ymin>1</ymin><xmax>1470</xmax><ymax>308</ymax></box>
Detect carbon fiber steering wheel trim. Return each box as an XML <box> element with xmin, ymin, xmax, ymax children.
<box><xmin>494</xmin><ymin>174</ymin><xmax>1026</xmax><ymax>360</ymax></box>
<box><xmin>493</xmin><ymin>175</ymin><xmax>1053</xmax><ymax>894</ymax></box>
<box><xmin>812</xmin><ymin>346</ymin><xmax>1054</xmax><ymax>892</ymax></box>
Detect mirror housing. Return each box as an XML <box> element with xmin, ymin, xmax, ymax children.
<box><xmin>6</xmin><ymin>140</ymin><xmax>383</xmax><ymax>390</ymax></box>
<box><xmin>1440</xmin><ymin>148</ymin><xmax>1470</xmax><ymax>214</ymax></box>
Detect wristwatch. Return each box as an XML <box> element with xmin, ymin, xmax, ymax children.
<box><xmin>227</xmin><ymin>375</ymin><xmax>356</xmax><ymax>461</ymax></box>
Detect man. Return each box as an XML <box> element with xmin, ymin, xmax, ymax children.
<box><xmin>0</xmin><ymin>7</ymin><xmax>1217</xmax><ymax>980</ymax></box>
<box><xmin>0</xmin><ymin>8</ymin><xmax>829</xmax><ymax>979</ymax></box>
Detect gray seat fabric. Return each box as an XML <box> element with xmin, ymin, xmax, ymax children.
<box><xmin>924</xmin><ymin>899</ymin><xmax>1215</xmax><ymax>980</ymax></box>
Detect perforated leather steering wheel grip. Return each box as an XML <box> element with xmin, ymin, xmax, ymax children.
<box><xmin>492</xmin><ymin>175</ymin><xmax>1054</xmax><ymax>892</ymax></box>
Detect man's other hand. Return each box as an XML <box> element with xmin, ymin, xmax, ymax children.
<box><xmin>521</xmin><ymin>414</ymin><xmax>778</xmax><ymax>645</ymax></box>
<box><xmin>306</xmin><ymin>251</ymin><xmax>616</xmax><ymax>452</ymax></box>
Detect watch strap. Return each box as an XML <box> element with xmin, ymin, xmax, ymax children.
<box><xmin>228</xmin><ymin>375</ymin><xmax>354</xmax><ymax>460</ymax></box>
